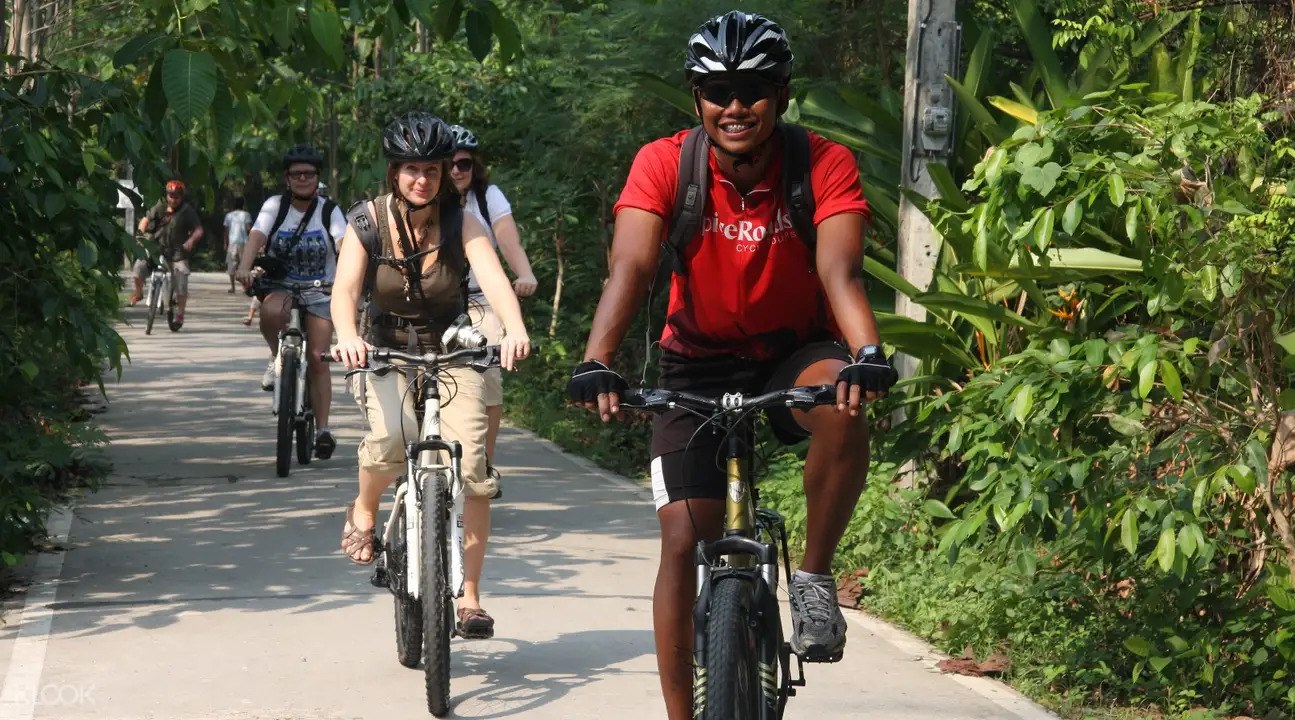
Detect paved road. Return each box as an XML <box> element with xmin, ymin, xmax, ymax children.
<box><xmin>0</xmin><ymin>274</ymin><xmax>1057</xmax><ymax>719</ymax></box>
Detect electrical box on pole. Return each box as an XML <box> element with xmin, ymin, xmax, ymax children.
<box><xmin>896</xmin><ymin>0</ymin><xmax>960</xmax><ymax>380</ymax></box>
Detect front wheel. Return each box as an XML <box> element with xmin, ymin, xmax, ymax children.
<box><xmin>275</xmin><ymin>348</ymin><xmax>298</xmax><ymax>478</ymax></box>
<box><xmin>296</xmin><ymin>375</ymin><xmax>314</xmax><ymax>465</ymax></box>
<box><xmin>696</xmin><ymin>576</ymin><xmax>761</xmax><ymax>720</ymax></box>
<box><xmin>144</xmin><ymin>279</ymin><xmax>161</xmax><ymax>335</ymax></box>
<box><xmin>423</xmin><ymin>470</ymin><xmax>452</xmax><ymax>717</ymax></box>
<box><xmin>389</xmin><ymin>491</ymin><xmax>423</xmax><ymax>668</ymax></box>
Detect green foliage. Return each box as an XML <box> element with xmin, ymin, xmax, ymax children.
<box><xmin>0</xmin><ymin>67</ymin><xmax>129</xmax><ymax>563</ymax></box>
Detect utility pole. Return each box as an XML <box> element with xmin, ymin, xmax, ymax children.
<box><xmin>896</xmin><ymin>0</ymin><xmax>960</xmax><ymax>380</ymax></box>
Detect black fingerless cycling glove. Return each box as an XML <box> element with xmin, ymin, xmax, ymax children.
<box><xmin>837</xmin><ymin>346</ymin><xmax>898</xmax><ymax>393</ymax></box>
<box><xmin>565</xmin><ymin>359</ymin><xmax>628</xmax><ymax>402</ymax></box>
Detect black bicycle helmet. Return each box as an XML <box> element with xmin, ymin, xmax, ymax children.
<box><xmin>684</xmin><ymin>11</ymin><xmax>794</xmax><ymax>86</ymax></box>
<box><xmin>282</xmin><ymin>144</ymin><xmax>324</xmax><ymax>170</ymax></box>
<box><xmin>383</xmin><ymin>112</ymin><xmax>455</xmax><ymax>162</ymax></box>
<box><xmin>449</xmin><ymin>124</ymin><xmax>479</xmax><ymax>152</ymax></box>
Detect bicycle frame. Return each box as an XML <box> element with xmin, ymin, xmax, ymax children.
<box><xmin>147</xmin><ymin>260</ymin><xmax>172</xmax><ymax>311</ymax></box>
<box><xmin>693</xmin><ymin>408</ymin><xmax>800</xmax><ymax>718</ymax></box>
<box><xmin>381</xmin><ymin>365</ymin><xmax>467</xmax><ymax>604</ymax></box>
<box><xmin>272</xmin><ymin>292</ymin><xmax>309</xmax><ymax>419</ymax></box>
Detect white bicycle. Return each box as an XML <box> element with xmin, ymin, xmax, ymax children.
<box><xmin>328</xmin><ymin>318</ymin><xmax>497</xmax><ymax>717</ymax></box>
<box><xmin>142</xmin><ymin>255</ymin><xmax>177</xmax><ymax>335</ymax></box>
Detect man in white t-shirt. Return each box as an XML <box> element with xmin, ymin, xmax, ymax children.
<box><xmin>235</xmin><ymin>145</ymin><xmax>348</xmax><ymax>460</ymax></box>
<box><xmin>223</xmin><ymin>197</ymin><xmax>253</xmax><ymax>293</ymax></box>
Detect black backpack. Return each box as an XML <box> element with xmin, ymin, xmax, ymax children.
<box><xmin>650</xmin><ymin>122</ymin><xmax>817</xmax><ymax>298</ymax></box>
<box><xmin>266</xmin><ymin>193</ymin><xmax>340</xmax><ymax>254</ymax></box>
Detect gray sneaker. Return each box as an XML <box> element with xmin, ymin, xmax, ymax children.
<box><xmin>788</xmin><ymin>571</ymin><xmax>846</xmax><ymax>661</ymax></box>
<box><xmin>261</xmin><ymin>359</ymin><xmax>276</xmax><ymax>392</ymax></box>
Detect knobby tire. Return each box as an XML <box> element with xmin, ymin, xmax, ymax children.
<box><xmin>423</xmin><ymin>470</ymin><xmax>452</xmax><ymax>717</ymax></box>
<box><xmin>275</xmin><ymin>348</ymin><xmax>297</xmax><ymax>478</ymax></box>
<box><xmin>697</xmin><ymin>576</ymin><xmax>761</xmax><ymax>720</ymax></box>
<box><xmin>144</xmin><ymin>281</ymin><xmax>161</xmax><ymax>335</ymax></box>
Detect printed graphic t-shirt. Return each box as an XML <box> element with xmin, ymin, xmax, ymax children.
<box><xmin>613</xmin><ymin>128</ymin><xmax>871</xmax><ymax>360</ymax></box>
<box><xmin>252</xmin><ymin>195</ymin><xmax>347</xmax><ymax>283</ymax></box>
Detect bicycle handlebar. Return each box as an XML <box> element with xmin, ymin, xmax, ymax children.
<box><xmin>320</xmin><ymin>343</ymin><xmax>540</xmax><ymax>370</ymax></box>
<box><xmin>620</xmin><ymin>384</ymin><xmax>838</xmax><ymax>415</ymax></box>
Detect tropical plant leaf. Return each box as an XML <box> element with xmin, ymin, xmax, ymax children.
<box><xmin>161</xmin><ymin>49</ymin><xmax>217</xmax><ymax>127</ymax></box>
<box><xmin>308</xmin><ymin>1</ymin><xmax>345</xmax><ymax>68</ymax></box>
<box><xmin>465</xmin><ymin>7</ymin><xmax>494</xmax><ymax>61</ymax></box>
<box><xmin>988</xmin><ymin>95</ymin><xmax>1038</xmax><ymax>125</ymax></box>
<box><xmin>914</xmin><ymin>291</ymin><xmax>1039</xmax><ymax>328</ymax></box>
<box><xmin>1009</xmin><ymin>0</ymin><xmax>1072</xmax><ymax>108</ymax></box>
<box><xmin>947</xmin><ymin>75</ymin><xmax>1007</xmax><ymax>144</ymax></box>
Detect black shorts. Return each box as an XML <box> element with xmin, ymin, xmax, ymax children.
<box><xmin>649</xmin><ymin>341</ymin><xmax>851</xmax><ymax>509</ymax></box>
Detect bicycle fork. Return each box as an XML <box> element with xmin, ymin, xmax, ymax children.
<box><xmin>272</xmin><ymin>319</ymin><xmax>306</xmax><ymax>417</ymax></box>
<box><xmin>403</xmin><ymin>438</ymin><xmax>466</xmax><ymax>602</ymax></box>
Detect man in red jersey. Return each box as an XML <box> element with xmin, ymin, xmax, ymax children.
<box><xmin>565</xmin><ymin>10</ymin><xmax>898</xmax><ymax>719</ymax></box>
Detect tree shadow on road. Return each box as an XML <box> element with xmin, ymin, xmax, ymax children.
<box><xmin>447</xmin><ymin>629</ymin><xmax>659</xmax><ymax>719</ymax></box>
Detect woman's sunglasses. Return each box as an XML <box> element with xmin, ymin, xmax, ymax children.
<box><xmin>451</xmin><ymin>159</ymin><xmax>474</xmax><ymax>173</ymax></box>
<box><xmin>697</xmin><ymin>76</ymin><xmax>779</xmax><ymax>108</ymax></box>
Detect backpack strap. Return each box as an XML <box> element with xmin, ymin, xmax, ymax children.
<box><xmin>650</xmin><ymin>126</ymin><xmax>710</xmax><ymax>304</ymax></box>
<box><xmin>440</xmin><ymin>201</ymin><xmax>472</xmax><ymax>314</ymax></box>
<box><xmin>472</xmin><ymin>185</ymin><xmax>492</xmax><ymax>230</ymax></box>
<box><xmin>345</xmin><ymin>197</ymin><xmax>383</xmax><ymax>295</ymax></box>
<box><xmin>320</xmin><ymin>198</ymin><xmax>340</xmax><ymax>255</ymax></box>
<box><xmin>780</xmin><ymin>122</ymin><xmax>817</xmax><ymax>258</ymax></box>
<box><xmin>266</xmin><ymin>193</ymin><xmax>293</xmax><ymax>240</ymax></box>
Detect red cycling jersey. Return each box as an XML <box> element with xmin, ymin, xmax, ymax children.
<box><xmin>614</xmin><ymin>128</ymin><xmax>871</xmax><ymax>360</ymax></box>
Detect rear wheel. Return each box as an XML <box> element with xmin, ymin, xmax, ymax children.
<box><xmin>390</xmin><ymin>491</ymin><xmax>423</xmax><ymax>668</ymax></box>
<box><xmin>144</xmin><ymin>279</ymin><xmax>161</xmax><ymax>335</ymax></box>
<box><xmin>697</xmin><ymin>576</ymin><xmax>760</xmax><ymax>720</ymax></box>
<box><xmin>423</xmin><ymin>470</ymin><xmax>452</xmax><ymax>717</ymax></box>
<box><xmin>275</xmin><ymin>348</ymin><xmax>298</xmax><ymax>478</ymax></box>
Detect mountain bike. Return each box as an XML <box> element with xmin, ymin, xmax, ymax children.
<box><xmin>142</xmin><ymin>256</ymin><xmax>177</xmax><ymax>335</ymax></box>
<box><xmin>248</xmin><ymin>257</ymin><xmax>330</xmax><ymax>477</ymax></box>
<box><xmin>622</xmin><ymin>384</ymin><xmax>839</xmax><ymax>720</ymax></box>
<box><xmin>325</xmin><ymin>319</ymin><xmax>499</xmax><ymax>718</ymax></box>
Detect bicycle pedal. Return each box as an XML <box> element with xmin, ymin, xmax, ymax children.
<box><xmin>369</xmin><ymin>566</ymin><xmax>388</xmax><ymax>588</ymax></box>
<box><xmin>797</xmin><ymin>649</ymin><xmax>844</xmax><ymax>664</ymax></box>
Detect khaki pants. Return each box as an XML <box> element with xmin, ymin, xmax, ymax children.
<box><xmin>353</xmin><ymin>364</ymin><xmax>497</xmax><ymax>497</ymax></box>
<box><xmin>468</xmin><ymin>300</ymin><xmax>504</xmax><ymax>407</ymax></box>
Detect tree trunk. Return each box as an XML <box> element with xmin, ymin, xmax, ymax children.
<box><xmin>373</xmin><ymin>36</ymin><xmax>382</xmax><ymax>79</ymax></box>
<box><xmin>416</xmin><ymin>20</ymin><xmax>429</xmax><ymax>53</ymax></box>
<box><xmin>328</xmin><ymin>90</ymin><xmax>339</xmax><ymax>195</ymax></box>
<box><xmin>548</xmin><ymin>214</ymin><xmax>565</xmax><ymax>339</ymax></box>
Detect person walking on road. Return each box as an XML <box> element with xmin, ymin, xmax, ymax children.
<box><xmin>223</xmin><ymin>196</ymin><xmax>253</xmax><ymax>294</ymax></box>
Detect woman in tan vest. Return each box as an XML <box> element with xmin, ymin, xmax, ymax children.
<box><xmin>330</xmin><ymin>112</ymin><xmax>531</xmax><ymax>639</ymax></box>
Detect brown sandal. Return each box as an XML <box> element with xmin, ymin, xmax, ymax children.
<box><xmin>340</xmin><ymin>503</ymin><xmax>377</xmax><ymax>565</ymax></box>
<box><xmin>456</xmin><ymin>606</ymin><xmax>495</xmax><ymax>639</ymax></box>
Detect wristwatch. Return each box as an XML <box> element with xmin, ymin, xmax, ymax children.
<box><xmin>857</xmin><ymin>344</ymin><xmax>883</xmax><ymax>360</ymax></box>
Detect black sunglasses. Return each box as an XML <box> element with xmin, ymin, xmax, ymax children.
<box><xmin>287</xmin><ymin>170</ymin><xmax>319</xmax><ymax>181</ymax></box>
<box><xmin>451</xmin><ymin>159</ymin><xmax>474</xmax><ymax>173</ymax></box>
<box><xmin>697</xmin><ymin>76</ymin><xmax>779</xmax><ymax>108</ymax></box>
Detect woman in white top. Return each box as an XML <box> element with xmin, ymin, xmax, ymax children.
<box><xmin>448</xmin><ymin>125</ymin><xmax>537</xmax><ymax>487</ymax></box>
